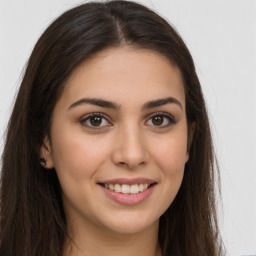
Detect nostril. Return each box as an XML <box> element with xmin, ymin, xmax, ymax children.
<box><xmin>118</xmin><ymin>161</ymin><xmax>130</xmax><ymax>167</ymax></box>
<box><xmin>117</xmin><ymin>160</ymin><xmax>146</xmax><ymax>170</ymax></box>
<box><xmin>119</xmin><ymin>162</ymin><xmax>126</xmax><ymax>165</ymax></box>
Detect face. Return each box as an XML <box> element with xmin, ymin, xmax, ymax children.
<box><xmin>41</xmin><ymin>47</ymin><xmax>191</xmax><ymax>236</ymax></box>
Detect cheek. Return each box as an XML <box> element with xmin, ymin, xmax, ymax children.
<box><xmin>157</xmin><ymin>143</ymin><xmax>186</xmax><ymax>193</ymax></box>
<box><xmin>49</xmin><ymin>132</ymin><xmax>111</xmax><ymax>211</ymax></box>
<box><xmin>50</xmin><ymin>130</ymin><xmax>110</xmax><ymax>182</ymax></box>
<box><xmin>152</xmin><ymin>132</ymin><xmax>188</xmax><ymax>175</ymax></box>
<box><xmin>149</xmin><ymin>131</ymin><xmax>187</xmax><ymax>205</ymax></box>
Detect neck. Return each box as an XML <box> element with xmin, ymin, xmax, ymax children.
<box><xmin>63</xmin><ymin>218</ymin><xmax>162</xmax><ymax>256</ymax></box>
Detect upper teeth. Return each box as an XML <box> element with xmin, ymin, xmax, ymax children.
<box><xmin>104</xmin><ymin>183</ymin><xmax>150</xmax><ymax>194</ymax></box>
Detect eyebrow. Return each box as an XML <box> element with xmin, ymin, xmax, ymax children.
<box><xmin>68</xmin><ymin>97</ymin><xmax>182</xmax><ymax>111</ymax></box>
<box><xmin>68</xmin><ymin>98</ymin><xmax>120</xmax><ymax>110</ymax></box>
<box><xmin>142</xmin><ymin>97</ymin><xmax>183</xmax><ymax>110</ymax></box>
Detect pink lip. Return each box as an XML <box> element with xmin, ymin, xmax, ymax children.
<box><xmin>98</xmin><ymin>177</ymin><xmax>157</xmax><ymax>205</ymax></box>
<box><xmin>98</xmin><ymin>177</ymin><xmax>156</xmax><ymax>185</ymax></box>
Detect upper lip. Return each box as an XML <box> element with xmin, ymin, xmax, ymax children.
<box><xmin>98</xmin><ymin>177</ymin><xmax>157</xmax><ymax>186</ymax></box>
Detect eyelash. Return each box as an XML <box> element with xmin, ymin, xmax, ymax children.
<box><xmin>79</xmin><ymin>112</ymin><xmax>176</xmax><ymax>130</ymax></box>
<box><xmin>79</xmin><ymin>113</ymin><xmax>111</xmax><ymax>130</ymax></box>
<box><xmin>145</xmin><ymin>112</ymin><xmax>176</xmax><ymax>128</ymax></box>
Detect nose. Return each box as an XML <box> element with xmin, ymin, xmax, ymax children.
<box><xmin>110</xmin><ymin>125</ymin><xmax>149</xmax><ymax>170</ymax></box>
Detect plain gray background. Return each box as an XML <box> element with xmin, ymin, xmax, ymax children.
<box><xmin>0</xmin><ymin>0</ymin><xmax>255</xmax><ymax>255</ymax></box>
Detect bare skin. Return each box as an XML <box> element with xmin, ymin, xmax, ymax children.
<box><xmin>41</xmin><ymin>46</ymin><xmax>192</xmax><ymax>256</ymax></box>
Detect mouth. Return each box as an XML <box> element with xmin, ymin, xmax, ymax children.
<box><xmin>98</xmin><ymin>182</ymin><xmax>156</xmax><ymax>195</ymax></box>
<box><xmin>97</xmin><ymin>178</ymin><xmax>157</xmax><ymax>205</ymax></box>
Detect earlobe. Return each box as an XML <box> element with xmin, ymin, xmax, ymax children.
<box><xmin>185</xmin><ymin>152</ymin><xmax>189</xmax><ymax>163</ymax></box>
<box><xmin>40</xmin><ymin>136</ymin><xmax>54</xmax><ymax>169</ymax></box>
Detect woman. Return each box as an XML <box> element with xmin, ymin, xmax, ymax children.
<box><xmin>0</xmin><ymin>1</ymin><xmax>225</xmax><ymax>255</ymax></box>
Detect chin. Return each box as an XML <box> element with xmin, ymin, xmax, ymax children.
<box><xmin>98</xmin><ymin>212</ymin><xmax>160</xmax><ymax>235</ymax></box>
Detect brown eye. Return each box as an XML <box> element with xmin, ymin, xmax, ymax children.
<box><xmin>80</xmin><ymin>113</ymin><xmax>111</xmax><ymax>129</ymax></box>
<box><xmin>90</xmin><ymin>116</ymin><xmax>102</xmax><ymax>126</ymax></box>
<box><xmin>146</xmin><ymin>113</ymin><xmax>176</xmax><ymax>128</ymax></box>
<box><xmin>152</xmin><ymin>116</ymin><xmax>164</xmax><ymax>126</ymax></box>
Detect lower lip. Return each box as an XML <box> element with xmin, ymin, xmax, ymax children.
<box><xmin>100</xmin><ymin>185</ymin><xmax>155</xmax><ymax>205</ymax></box>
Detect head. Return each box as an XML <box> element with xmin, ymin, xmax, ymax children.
<box><xmin>0</xmin><ymin>1</ymin><xmax>223</xmax><ymax>255</ymax></box>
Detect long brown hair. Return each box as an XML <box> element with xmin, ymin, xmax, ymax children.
<box><xmin>0</xmin><ymin>1</ymin><xmax>224</xmax><ymax>255</ymax></box>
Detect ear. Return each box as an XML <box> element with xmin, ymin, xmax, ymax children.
<box><xmin>40</xmin><ymin>136</ymin><xmax>54</xmax><ymax>169</ymax></box>
<box><xmin>185</xmin><ymin>122</ymin><xmax>196</xmax><ymax>163</ymax></box>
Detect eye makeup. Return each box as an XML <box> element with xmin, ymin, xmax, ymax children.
<box><xmin>79</xmin><ymin>111</ymin><xmax>177</xmax><ymax>131</ymax></box>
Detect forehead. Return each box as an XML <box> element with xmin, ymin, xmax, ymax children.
<box><xmin>60</xmin><ymin>46</ymin><xmax>185</xmax><ymax>108</ymax></box>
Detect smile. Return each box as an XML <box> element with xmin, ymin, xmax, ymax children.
<box><xmin>98</xmin><ymin>178</ymin><xmax>157</xmax><ymax>205</ymax></box>
<box><xmin>103</xmin><ymin>183</ymin><xmax>150</xmax><ymax>194</ymax></box>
